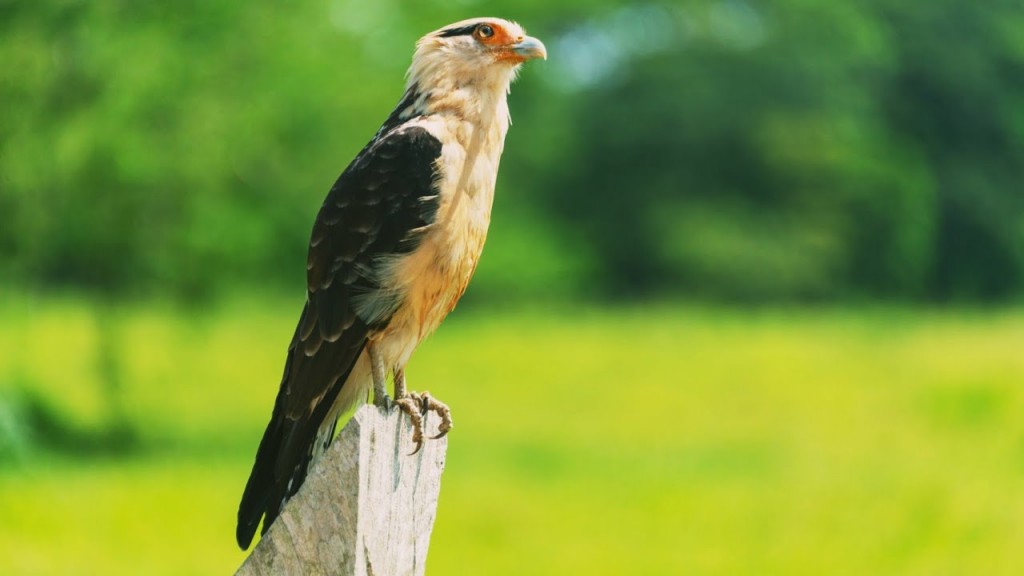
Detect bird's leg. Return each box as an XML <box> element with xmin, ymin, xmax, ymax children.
<box><xmin>369</xmin><ymin>342</ymin><xmax>391</xmax><ymax>409</ymax></box>
<box><xmin>394</xmin><ymin>368</ymin><xmax>453</xmax><ymax>455</ymax></box>
<box><xmin>394</xmin><ymin>366</ymin><xmax>408</xmax><ymax>400</ymax></box>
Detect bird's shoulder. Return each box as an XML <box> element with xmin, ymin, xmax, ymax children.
<box><xmin>304</xmin><ymin>123</ymin><xmax>444</xmax><ymax>331</ymax></box>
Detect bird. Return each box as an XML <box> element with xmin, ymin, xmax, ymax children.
<box><xmin>236</xmin><ymin>17</ymin><xmax>546</xmax><ymax>550</ymax></box>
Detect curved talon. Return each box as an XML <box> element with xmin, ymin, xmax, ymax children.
<box><xmin>429</xmin><ymin>415</ymin><xmax>453</xmax><ymax>440</ymax></box>
<box><xmin>409</xmin><ymin>440</ymin><xmax>424</xmax><ymax>456</ymax></box>
<box><xmin>394</xmin><ymin>389</ymin><xmax>453</xmax><ymax>454</ymax></box>
<box><xmin>395</xmin><ymin>395</ymin><xmax>425</xmax><ymax>455</ymax></box>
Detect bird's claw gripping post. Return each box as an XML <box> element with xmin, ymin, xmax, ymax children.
<box><xmin>395</xmin><ymin>391</ymin><xmax>454</xmax><ymax>455</ymax></box>
<box><xmin>421</xmin><ymin>392</ymin><xmax>454</xmax><ymax>440</ymax></box>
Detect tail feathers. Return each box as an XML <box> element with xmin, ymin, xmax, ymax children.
<box><xmin>236</xmin><ymin>399</ymin><xmax>320</xmax><ymax>549</ymax></box>
<box><xmin>236</xmin><ymin>407</ymin><xmax>343</xmax><ymax>549</ymax></box>
<box><xmin>237</xmin><ymin>312</ymin><xmax>369</xmax><ymax>550</ymax></box>
<box><xmin>236</xmin><ymin>365</ymin><xmax>359</xmax><ymax>549</ymax></box>
<box><xmin>235</xmin><ymin>401</ymin><xmax>285</xmax><ymax>550</ymax></box>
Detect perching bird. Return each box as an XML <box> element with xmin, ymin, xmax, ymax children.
<box><xmin>236</xmin><ymin>18</ymin><xmax>546</xmax><ymax>550</ymax></box>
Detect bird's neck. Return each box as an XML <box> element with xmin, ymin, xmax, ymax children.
<box><xmin>400</xmin><ymin>67</ymin><xmax>515</xmax><ymax>139</ymax></box>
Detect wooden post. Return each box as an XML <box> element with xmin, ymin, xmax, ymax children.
<box><xmin>236</xmin><ymin>405</ymin><xmax>448</xmax><ymax>576</ymax></box>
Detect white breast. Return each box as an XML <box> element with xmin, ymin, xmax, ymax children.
<box><xmin>371</xmin><ymin>111</ymin><xmax>506</xmax><ymax>371</ymax></box>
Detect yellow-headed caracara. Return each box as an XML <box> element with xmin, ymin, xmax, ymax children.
<box><xmin>236</xmin><ymin>18</ymin><xmax>546</xmax><ymax>549</ymax></box>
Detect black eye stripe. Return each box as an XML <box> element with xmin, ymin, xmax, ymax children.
<box><xmin>437</xmin><ymin>23</ymin><xmax>497</xmax><ymax>39</ymax></box>
<box><xmin>437</xmin><ymin>24</ymin><xmax>479</xmax><ymax>38</ymax></box>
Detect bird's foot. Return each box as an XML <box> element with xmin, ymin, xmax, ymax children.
<box><xmin>395</xmin><ymin>391</ymin><xmax>453</xmax><ymax>455</ymax></box>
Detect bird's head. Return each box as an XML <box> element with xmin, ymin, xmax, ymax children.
<box><xmin>407</xmin><ymin>18</ymin><xmax>547</xmax><ymax>95</ymax></box>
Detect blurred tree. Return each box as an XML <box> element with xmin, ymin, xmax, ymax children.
<box><xmin>877</xmin><ymin>1</ymin><xmax>1024</xmax><ymax>300</ymax></box>
<box><xmin>529</xmin><ymin>1</ymin><xmax>1023</xmax><ymax>301</ymax></box>
<box><xmin>0</xmin><ymin>0</ymin><xmax>1021</xmax><ymax>303</ymax></box>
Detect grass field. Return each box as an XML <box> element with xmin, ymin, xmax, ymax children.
<box><xmin>1</xmin><ymin>295</ymin><xmax>1023</xmax><ymax>575</ymax></box>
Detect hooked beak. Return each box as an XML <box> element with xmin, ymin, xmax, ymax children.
<box><xmin>511</xmin><ymin>36</ymin><xmax>548</xmax><ymax>61</ymax></box>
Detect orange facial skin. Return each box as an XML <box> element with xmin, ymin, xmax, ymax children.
<box><xmin>475</xmin><ymin>22</ymin><xmax>530</xmax><ymax>64</ymax></box>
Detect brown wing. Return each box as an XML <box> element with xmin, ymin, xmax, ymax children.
<box><xmin>236</xmin><ymin>125</ymin><xmax>442</xmax><ymax>549</ymax></box>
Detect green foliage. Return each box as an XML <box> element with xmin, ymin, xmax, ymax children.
<box><xmin>2</xmin><ymin>298</ymin><xmax>1024</xmax><ymax>573</ymax></box>
<box><xmin>536</xmin><ymin>1</ymin><xmax>1024</xmax><ymax>300</ymax></box>
<box><xmin>1</xmin><ymin>1</ymin><xmax>1021</xmax><ymax>302</ymax></box>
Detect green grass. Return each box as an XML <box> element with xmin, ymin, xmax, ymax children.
<box><xmin>2</xmin><ymin>296</ymin><xmax>1023</xmax><ymax>575</ymax></box>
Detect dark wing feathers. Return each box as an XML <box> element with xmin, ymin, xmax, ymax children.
<box><xmin>236</xmin><ymin>125</ymin><xmax>443</xmax><ymax>550</ymax></box>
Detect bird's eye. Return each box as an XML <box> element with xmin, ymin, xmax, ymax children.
<box><xmin>476</xmin><ymin>24</ymin><xmax>494</xmax><ymax>39</ymax></box>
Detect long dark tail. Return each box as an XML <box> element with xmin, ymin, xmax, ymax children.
<box><xmin>236</xmin><ymin>327</ymin><xmax>368</xmax><ymax>550</ymax></box>
<box><xmin>235</xmin><ymin>380</ymin><xmax>346</xmax><ymax>549</ymax></box>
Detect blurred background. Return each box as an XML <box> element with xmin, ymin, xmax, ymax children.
<box><xmin>2</xmin><ymin>0</ymin><xmax>1023</xmax><ymax>574</ymax></box>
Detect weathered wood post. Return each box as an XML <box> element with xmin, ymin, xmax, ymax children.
<box><xmin>236</xmin><ymin>405</ymin><xmax>448</xmax><ymax>576</ymax></box>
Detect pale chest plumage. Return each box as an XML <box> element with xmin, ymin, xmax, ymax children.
<box><xmin>372</xmin><ymin>109</ymin><xmax>508</xmax><ymax>369</ymax></box>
